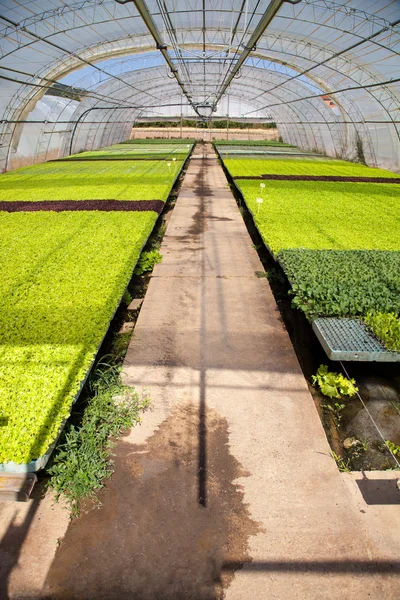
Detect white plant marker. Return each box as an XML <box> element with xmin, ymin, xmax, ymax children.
<box><xmin>256</xmin><ymin>197</ymin><xmax>263</xmax><ymax>214</ymax></box>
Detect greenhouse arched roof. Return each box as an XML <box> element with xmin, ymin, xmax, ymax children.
<box><xmin>0</xmin><ymin>0</ymin><xmax>399</xmax><ymax>170</ymax></box>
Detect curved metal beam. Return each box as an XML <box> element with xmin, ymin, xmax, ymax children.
<box><xmin>212</xmin><ymin>0</ymin><xmax>302</xmax><ymax>110</ymax></box>
<box><xmin>116</xmin><ymin>0</ymin><xmax>199</xmax><ymax>116</ymax></box>
<box><xmin>0</xmin><ymin>0</ymin><xmax>395</xmax><ymax>40</ymax></box>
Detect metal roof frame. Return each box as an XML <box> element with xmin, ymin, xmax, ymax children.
<box><xmin>0</xmin><ymin>0</ymin><xmax>398</xmax><ymax>171</ymax></box>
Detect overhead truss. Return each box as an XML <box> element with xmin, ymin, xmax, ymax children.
<box><xmin>0</xmin><ymin>0</ymin><xmax>398</xmax><ymax>171</ymax></box>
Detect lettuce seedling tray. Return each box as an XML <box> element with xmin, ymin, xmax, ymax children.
<box><xmin>0</xmin><ymin>269</ymin><xmax>133</xmax><ymax>474</ymax></box>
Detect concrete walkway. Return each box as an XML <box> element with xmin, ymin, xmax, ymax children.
<box><xmin>1</xmin><ymin>144</ymin><xmax>399</xmax><ymax>599</ymax></box>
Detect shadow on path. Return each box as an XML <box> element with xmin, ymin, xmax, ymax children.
<box><xmin>42</xmin><ymin>404</ymin><xmax>260</xmax><ymax>600</ymax></box>
<box><xmin>0</xmin><ymin>479</ymin><xmax>46</xmax><ymax>600</ymax></box>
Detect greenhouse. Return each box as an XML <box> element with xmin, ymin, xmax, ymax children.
<box><xmin>0</xmin><ymin>1</ymin><xmax>399</xmax><ymax>598</ymax></box>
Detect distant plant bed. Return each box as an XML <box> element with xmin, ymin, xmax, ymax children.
<box><xmin>91</xmin><ymin>142</ymin><xmax>192</xmax><ymax>150</ymax></box>
<box><xmin>60</xmin><ymin>154</ymin><xmax>186</xmax><ymax>161</ymax></box>
<box><xmin>121</xmin><ymin>138</ymin><xmax>196</xmax><ymax>144</ymax></box>
<box><xmin>0</xmin><ymin>159</ymin><xmax>184</xmax><ymax>202</ymax></box>
<box><xmin>278</xmin><ymin>249</ymin><xmax>400</xmax><ymax>320</ymax></box>
<box><xmin>214</xmin><ymin>140</ymin><xmax>294</xmax><ymax>147</ymax></box>
<box><xmin>363</xmin><ymin>311</ymin><xmax>400</xmax><ymax>352</ymax></box>
<box><xmin>62</xmin><ymin>143</ymin><xmax>193</xmax><ymax>161</ymax></box>
<box><xmin>224</xmin><ymin>158</ymin><xmax>400</xmax><ymax>179</ymax></box>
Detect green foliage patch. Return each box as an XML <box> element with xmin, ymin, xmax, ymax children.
<box><xmin>312</xmin><ymin>364</ymin><xmax>358</xmax><ymax>399</ymax></box>
<box><xmin>363</xmin><ymin>311</ymin><xmax>400</xmax><ymax>352</ymax></box>
<box><xmin>64</xmin><ymin>142</ymin><xmax>192</xmax><ymax>161</ymax></box>
<box><xmin>105</xmin><ymin>142</ymin><xmax>192</xmax><ymax>150</ymax></box>
<box><xmin>235</xmin><ymin>179</ymin><xmax>400</xmax><ymax>254</ymax></box>
<box><xmin>278</xmin><ymin>249</ymin><xmax>400</xmax><ymax>319</ymax></box>
<box><xmin>0</xmin><ymin>159</ymin><xmax>184</xmax><ymax>202</ymax></box>
<box><xmin>225</xmin><ymin>158</ymin><xmax>400</xmax><ymax>178</ymax></box>
<box><xmin>0</xmin><ymin>211</ymin><xmax>157</xmax><ymax>464</ymax></box>
<box><xmin>216</xmin><ymin>148</ymin><xmax>312</xmax><ymax>161</ymax></box>
<box><xmin>386</xmin><ymin>440</ymin><xmax>400</xmax><ymax>456</ymax></box>
<box><xmin>62</xmin><ymin>153</ymin><xmax>186</xmax><ymax>161</ymax></box>
<box><xmin>0</xmin><ymin>139</ymin><xmax>194</xmax><ymax>466</ymax></box>
<box><xmin>224</xmin><ymin>151</ymin><xmax>400</xmax><ymax>351</ymax></box>
<box><xmin>47</xmin><ymin>360</ymin><xmax>150</xmax><ymax>517</ymax></box>
<box><xmin>134</xmin><ymin>249</ymin><xmax>163</xmax><ymax>275</ymax></box>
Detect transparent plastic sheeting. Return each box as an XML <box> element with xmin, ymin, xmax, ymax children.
<box><xmin>0</xmin><ymin>0</ymin><xmax>399</xmax><ymax>171</ymax></box>
<box><xmin>9</xmin><ymin>96</ymin><xmax>78</xmax><ymax>170</ymax></box>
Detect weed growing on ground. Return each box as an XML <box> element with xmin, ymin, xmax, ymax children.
<box><xmin>134</xmin><ymin>249</ymin><xmax>163</xmax><ymax>275</ymax></box>
<box><xmin>122</xmin><ymin>290</ymin><xmax>132</xmax><ymax>306</ymax></box>
<box><xmin>331</xmin><ymin>452</ymin><xmax>351</xmax><ymax>473</ymax></box>
<box><xmin>386</xmin><ymin>440</ymin><xmax>400</xmax><ymax>456</ymax></box>
<box><xmin>47</xmin><ymin>359</ymin><xmax>150</xmax><ymax>518</ymax></box>
<box><xmin>112</xmin><ymin>331</ymin><xmax>132</xmax><ymax>358</ymax></box>
<box><xmin>348</xmin><ymin>439</ymin><xmax>368</xmax><ymax>460</ymax></box>
<box><xmin>322</xmin><ymin>401</ymin><xmax>346</xmax><ymax>427</ymax></box>
<box><xmin>312</xmin><ymin>365</ymin><xmax>358</xmax><ymax>399</ymax></box>
<box><xmin>146</xmin><ymin>220</ymin><xmax>167</xmax><ymax>251</ymax></box>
